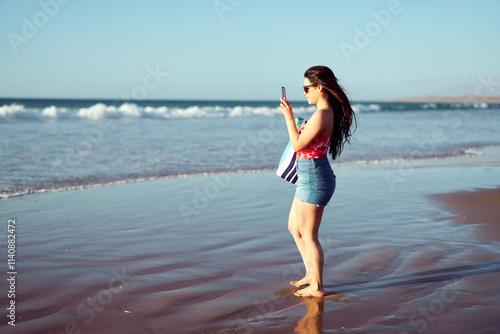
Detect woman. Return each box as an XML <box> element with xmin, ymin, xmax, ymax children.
<box><xmin>280</xmin><ymin>65</ymin><xmax>356</xmax><ymax>297</ymax></box>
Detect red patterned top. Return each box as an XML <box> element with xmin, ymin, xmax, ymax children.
<box><xmin>297</xmin><ymin>124</ymin><xmax>331</xmax><ymax>160</ymax></box>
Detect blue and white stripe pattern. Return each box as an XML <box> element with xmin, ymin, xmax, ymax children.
<box><xmin>276</xmin><ymin>117</ymin><xmax>305</xmax><ymax>184</ymax></box>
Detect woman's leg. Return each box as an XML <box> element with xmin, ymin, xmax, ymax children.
<box><xmin>288</xmin><ymin>198</ymin><xmax>311</xmax><ymax>287</ymax></box>
<box><xmin>293</xmin><ymin>199</ymin><xmax>325</xmax><ymax>297</ymax></box>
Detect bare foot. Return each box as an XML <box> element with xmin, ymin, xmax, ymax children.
<box><xmin>294</xmin><ymin>285</ymin><xmax>324</xmax><ymax>298</ymax></box>
<box><xmin>290</xmin><ymin>276</ymin><xmax>310</xmax><ymax>287</ymax></box>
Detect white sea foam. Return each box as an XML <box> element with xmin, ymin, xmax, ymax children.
<box><xmin>1</xmin><ymin>99</ymin><xmax>495</xmax><ymax>121</ymax></box>
<box><xmin>0</xmin><ymin>104</ymin><xmax>39</xmax><ymax>118</ymax></box>
<box><xmin>352</xmin><ymin>103</ymin><xmax>382</xmax><ymax>113</ymax></box>
<box><xmin>0</xmin><ymin>103</ymin><xmax>319</xmax><ymax>120</ymax></box>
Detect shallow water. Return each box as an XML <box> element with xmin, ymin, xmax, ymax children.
<box><xmin>2</xmin><ymin>98</ymin><xmax>500</xmax><ymax>198</ymax></box>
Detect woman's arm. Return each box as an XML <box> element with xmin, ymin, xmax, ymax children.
<box><xmin>281</xmin><ymin>98</ymin><xmax>325</xmax><ymax>152</ymax></box>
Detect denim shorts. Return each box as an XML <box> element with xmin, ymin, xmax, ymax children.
<box><xmin>295</xmin><ymin>158</ymin><xmax>335</xmax><ymax>206</ymax></box>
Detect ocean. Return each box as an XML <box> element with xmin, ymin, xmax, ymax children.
<box><xmin>1</xmin><ymin>98</ymin><xmax>499</xmax><ymax>198</ymax></box>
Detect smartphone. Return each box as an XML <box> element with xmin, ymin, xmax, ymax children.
<box><xmin>281</xmin><ymin>87</ymin><xmax>286</xmax><ymax>99</ymax></box>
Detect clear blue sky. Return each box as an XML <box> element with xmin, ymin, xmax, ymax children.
<box><xmin>1</xmin><ymin>0</ymin><xmax>499</xmax><ymax>101</ymax></box>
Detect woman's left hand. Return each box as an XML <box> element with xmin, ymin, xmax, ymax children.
<box><xmin>280</xmin><ymin>97</ymin><xmax>294</xmax><ymax>120</ymax></box>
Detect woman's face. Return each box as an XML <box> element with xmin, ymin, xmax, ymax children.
<box><xmin>303</xmin><ymin>77</ymin><xmax>319</xmax><ymax>105</ymax></box>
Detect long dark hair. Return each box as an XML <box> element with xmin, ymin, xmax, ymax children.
<box><xmin>304</xmin><ymin>65</ymin><xmax>357</xmax><ymax>160</ymax></box>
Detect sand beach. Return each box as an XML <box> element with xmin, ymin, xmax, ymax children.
<box><xmin>2</xmin><ymin>0</ymin><xmax>500</xmax><ymax>332</ymax></box>
<box><xmin>1</xmin><ymin>147</ymin><xmax>500</xmax><ymax>333</ymax></box>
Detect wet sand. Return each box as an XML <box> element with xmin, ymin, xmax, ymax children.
<box><xmin>1</xmin><ymin>147</ymin><xmax>500</xmax><ymax>333</ymax></box>
<box><xmin>432</xmin><ymin>187</ymin><xmax>500</xmax><ymax>242</ymax></box>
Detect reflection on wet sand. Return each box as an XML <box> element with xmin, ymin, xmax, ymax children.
<box><xmin>294</xmin><ymin>292</ymin><xmax>347</xmax><ymax>334</ymax></box>
<box><xmin>292</xmin><ymin>261</ymin><xmax>500</xmax><ymax>333</ymax></box>
<box><xmin>295</xmin><ymin>298</ymin><xmax>324</xmax><ymax>334</ymax></box>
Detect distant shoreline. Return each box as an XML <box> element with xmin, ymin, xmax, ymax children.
<box><xmin>385</xmin><ymin>96</ymin><xmax>500</xmax><ymax>103</ymax></box>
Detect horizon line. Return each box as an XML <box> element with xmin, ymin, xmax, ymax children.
<box><xmin>1</xmin><ymin>96</ymin><xmax>500</xmax><ymax>104</ymax></box>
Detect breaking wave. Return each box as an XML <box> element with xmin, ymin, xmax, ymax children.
<box><xmin>0</xmin><ymin>99</ymin><xmax>493</xmax><ymax>121</ymax></box>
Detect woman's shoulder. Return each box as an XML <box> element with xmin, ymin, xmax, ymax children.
<box><xmin>312</xmin><ymin>107</ymin><xmax>334</xmax><ymax>121</ymax></box>
<box><xmin>317</xmin><ymin>105</ymin><xmax>334</xmax><ymax>114</ymax></box>
<box><xmin>311</xmin><ymin>104</ymin><xmax>333</xmax><ymax>114</ymax></box>
<box><xmin>313</xmin><ymin>107</ymin><xmax>334</xmax><ymax>136</ymax></box>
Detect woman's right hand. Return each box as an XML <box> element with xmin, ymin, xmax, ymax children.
<box><xmin>280</xmin><ymin>97</ymin><xmax>294</xmax><ymax>120</ymax></box>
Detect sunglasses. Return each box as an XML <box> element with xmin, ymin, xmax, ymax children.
<box><xmin>303</xmin><ymin>84</ymin><xmax>318</xmax><ymax>93</ymax></box>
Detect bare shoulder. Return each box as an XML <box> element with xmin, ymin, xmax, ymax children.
<box><xmin>305</xmin><ymin>107</ymin><xmax>334</xmax><ymax>132</ymax></box>
<box><xmin>315</xmin><ymin>107</ymin><xmax>334</xmax><ymax>135</ymax></box>
<box><xmin>319</xmin><ymin>106</ymin><xmax>334</xmax><ymax>114</ymax></box>
<box><xmin>310</xmin><ymin>107</ymin><xmax>330</xmax><ymax>121</ymax></box>
<box><xmin>315</xmin><ymin>107</ymin><xmax>334</xmax><ymax>118</ymax></box>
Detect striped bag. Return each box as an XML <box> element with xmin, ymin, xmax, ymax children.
<box><xmin>276</xmin><ymin>117</ymin><xmax>306</xmax><ymax>184</ymax></box>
